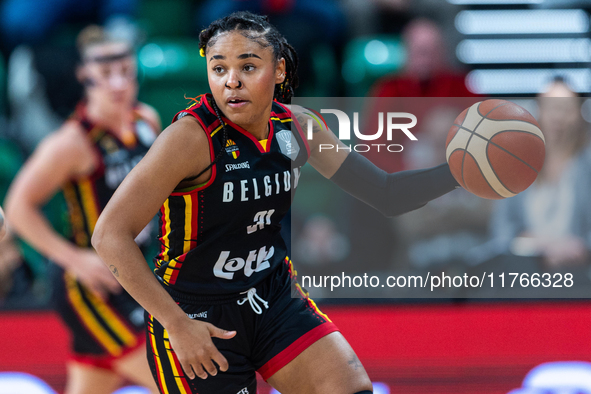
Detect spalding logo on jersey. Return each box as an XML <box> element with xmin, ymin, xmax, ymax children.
<box><xmin>276</xmin><ymin>130</ymin><xmax>300</xmax><ymax>161</ymax></box>
<box><xmin>225</xmin><ymin>139</ymin><xmax>240</xmax><ymax>159</ymax></box>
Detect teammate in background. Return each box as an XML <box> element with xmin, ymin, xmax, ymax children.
<box><xmin>5</xmin><ymin>26</ymin><xmax>160</xmax><ymax>394</ymax></box>
<box><xmin>92</xmin><ymin>12</ymin><xmax>458</xmax><ymax>393</ymax></box>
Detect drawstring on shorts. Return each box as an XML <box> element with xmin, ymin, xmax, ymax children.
<box><xmin>237</xmin><ymin>288</ymin><xmax>269</xmax><ymax>314</ymax></box>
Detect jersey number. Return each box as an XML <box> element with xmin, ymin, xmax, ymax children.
<box><xmin>247</xmin><ymin>209</ymin><xmax>275</xmax><ymax>234</ymax></box>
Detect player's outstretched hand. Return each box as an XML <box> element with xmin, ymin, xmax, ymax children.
<box><xmin>70</xmin><ymin>249</ymin><xmax>122</xmax><ymax>300</ymax></box>
<box><xmin>167</xmin><ymin>319</ymin><xmax>236</xmax><ymax>379</ymax></box>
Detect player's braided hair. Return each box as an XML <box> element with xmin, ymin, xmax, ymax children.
<box><xmin>198</xmin><ymin>11</ymin><xmax>299</xmax><ymax>104</ymax></box>
<box><xmin>186</xmin><ymin>11</ymin><xmax>298</xmax><ymax>182</ymax></box>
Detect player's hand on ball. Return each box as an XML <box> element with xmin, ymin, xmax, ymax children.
<box><xmin>167</xmin><ymin>318</ymin><xmax>236</xmax><ymax>379</ymax></box>
<box><xmin>446</xmin><ymin>99</ymin><xmax>545</xmax><ymax>199</ymax></box>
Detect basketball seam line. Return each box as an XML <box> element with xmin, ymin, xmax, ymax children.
<box><xmin>450</xmin><ymin>148</ymin><xmax>504</xmax><ymax>198</ymax></box>
<box><xmin>453</xmin><ymin>123</ymin><xmax>541</xmax><ymax>174</ymax></box>
<box><xmin>460</xmin><ymin>102</ymin><xmax>509</xmax><ymax>194</ymax></box>
<box><xmin>456</xmin><ymin>108</ymin><xmax>470</xmax><ymax>189</ymax></box>
<box><xmin>453</xmin><ymin>122</ymin><xmax>543</xmax><ymax>141</ymax></box>
<box><xmin>485</xmin><ymin>146</ymin><xmax>517</xmax><ymax>195</ymax></box>
<box><xmin>475</xmin><ymin>117</ymin><xmax>539</xmax><ymax>127</ymax></box>
<box><xmin>466</xmin><ymin>150</ymin><xmax>503</xmax><ymax>199</ymax></box>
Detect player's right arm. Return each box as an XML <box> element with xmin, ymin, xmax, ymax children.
<box><xmin>4</xmin><ymin>122</ymin><xmax>121</xmax><ymax>299</ymax></box>
<box><xmin>92</xmin><ymin>116</ymin><xmax>236</xmax><ymax>380</ymax></box>
<box><xmin>5</xmin><ymin>121</ymin><xmax>121</xmax><ymax>298</ymax></box>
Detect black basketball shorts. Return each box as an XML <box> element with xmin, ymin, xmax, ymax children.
<box><xmin>51</xmin><ymin>264</ymin><xmax>146</xmax><ymax>369</ymax></box>
<box><xmin>146</xmin><ymin>257</ymin><xmax>338</xmax><ymax>394</ymax></box>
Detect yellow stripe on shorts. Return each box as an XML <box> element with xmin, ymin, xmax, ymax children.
<box><xmin>83</xmin><ymin>288</ymin><xmax>138</xmax><ymax>348</ymax></box>
<box><xmin>149</xmin><ymin>315</ymin><xmax>170</xmax><ymax>394</ymax></box>
<box><xmin>65</xmin><ymin>274</ymin><xmax>122</xmax><ymax>356</ymax></box>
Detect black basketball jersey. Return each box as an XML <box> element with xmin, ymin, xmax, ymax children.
<box><xmin>63</xmin><ymin>103</ymin><xmax>158</xmax><ymax>248</ymax></box>
<box><xmin>154</xmin><ymin>94</ymin><xmax>309</xmax><ymax>295</ymax></box>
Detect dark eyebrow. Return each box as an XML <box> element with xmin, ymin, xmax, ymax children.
<box><xmin>238</xmin><ymin>53</ymin><xmax>261</xmax><ymax>60</ymax></box>
<box><xmin>85</xmin><ymin>50</ymin><xmax>133</xmax><ymax>64</ymax></box>
<box><xmin>209</xmin><ymin>53</ymin><xmax>261</xmax><ymax>61</ymax></box>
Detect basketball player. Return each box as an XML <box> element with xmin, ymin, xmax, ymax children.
<box><xmin>92</xmin><ymin>12</ymin><xmax>458</xmax><ymax>393</ymax></box>
<box><xmin>5</xmin><ymin>26</ymin><xmax>160</xmax><ymax>394</ymax></box>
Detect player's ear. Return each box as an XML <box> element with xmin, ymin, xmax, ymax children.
<box><xmin>76</xmin><ymin>65</ymin><xmax>87</xmax><ymax>85</ymax></box>
<box><xmin>275</xmin><ymin>57</ymin><xmax>286</xmax><ymax>84</ymax></box>
<box><xmin>76</xmin><ymin>65</ymin><xmax>94</xmax><ymax>87</ymax></box>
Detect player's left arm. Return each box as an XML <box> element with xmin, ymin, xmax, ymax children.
<box><xmin>289</xmin><ymin>105</ymin><xmax>460</xmax><ymax>217</ymax></box>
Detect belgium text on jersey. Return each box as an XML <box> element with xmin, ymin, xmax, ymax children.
<box><xmin>222</xmin><ymin>167</ymin><xmax>301</xmax><ymax>202</ymax></box>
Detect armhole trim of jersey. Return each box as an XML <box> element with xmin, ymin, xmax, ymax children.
<box><xmin>170</xmin><ymin>109</ymin><xmax>217</xmax><ymax>196</ymax></box>
<box><xmin>134</xmin><ymin>104</ymin><xmax>160</xmax><ymax>137</ymax></box>
<box><xmin>274</xmin><ymin>101</ymin><xmax>311</xmax><ymax>159</ymax></box>
<box><xmin>65</xmin><ymin>119</ymin><xmax>106</xmax><ymax>182</ymax></box>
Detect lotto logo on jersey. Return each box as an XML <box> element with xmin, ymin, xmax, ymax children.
<box><xmin>213</xmin><ymin>246</ymin><xmax>274</xmax><ymax>280</ymax></box>
<box><xmin>225</xmin><ymin>139</ymin><xmax>240</xmax><ymax>159</ymax></box>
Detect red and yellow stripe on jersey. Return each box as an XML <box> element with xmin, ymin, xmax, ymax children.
<box><xmin>285</xmin><ymin>257</ymin><xmax>332</xmax><ymax>323</ymax></box>
<box><xmin>63</xmin><ymin>178</ymin><xmax>101</xmax><ymax>248</ymax></box>
<box><xmin>148</xmin><ymin>314</ymin><xmax>192</xmax><ymax>394</ymax></box>
<box><xmin>156</xmin><ymin>194</ymin><xmax>199</xmax><ymax>286</ymax></box>
<box><xmin>147</xmin><ymin>315</ymin><xmax>169</xmax><ymax>393</ymax></box>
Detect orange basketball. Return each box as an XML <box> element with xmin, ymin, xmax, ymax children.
<box><xmin>446</xmin><ymin>99</ymin><xmax>545</xmax><ymax>199</ymax></box>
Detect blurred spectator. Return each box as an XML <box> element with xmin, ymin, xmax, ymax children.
<box><xmin>195</xmin><ymin>0</ymin><xmax>347</xmax><ymax>95</ymax></box>
<box><xmin>1</xmin><ymin>1</ymin><xmax>139</xmax><ymax>142</ymax></box>
<box><xmin>365</xmin><ymin>0</ymin><xmax>411</xmax><ymax>35</ymax></box>
<box><xmin>0</xmin><ymin>0</ymin><xmax>138</xmax><ymax>56</ymax></box>
<box><xmin>369</xmin><ymin>18</ymin><xmax>472</xmax><ymax>99</ymax></box>
<box><xmin>365</xmin><ymin>18</ymin><xmax>475</xmax><ymax>173</ymax></box>
<box><xmin>294</xmin><ymin>215</ymin><xmax>350</xmax><ymax>268</ymax></box>
<box><xmin>396</xmin><ymin>106</ymin><xmax>492</xmax><ymax>269</ymax></box>
<box><xmin>6</xmin><ymin>45</ymin><xmax>78</xmax><ymax>151</ymax></box>
<box><xmin>5</xmin><ymin>14</ymin><xmax>141</xmax><ymax>152</ymax></box>
<box><xmin>486</xmin><ymin>78</ymin><xmax>591</xmax><ymax>269</ymax></box>
<box><xmin>341</xmin><ymin>0</ymin><xmax>458</xmax><ymax>41</ymax></box>
<box><xmin>339</xmin><ymin>0</ymin><xmax>405</xmax><ymax>37</ymax></box>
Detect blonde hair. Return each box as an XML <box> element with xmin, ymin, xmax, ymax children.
<box><xmin>76</xmin><ymin>25</ymin><xmax>130</xmax><ymax>61</ymax></box>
